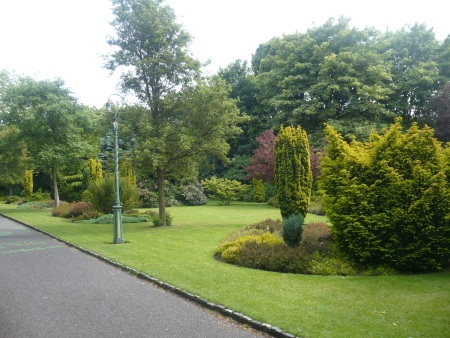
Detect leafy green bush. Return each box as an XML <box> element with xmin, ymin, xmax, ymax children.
<box><xmin>282</xmin><ymin>214</ymin><xmax>304</xmax><ymax>247</ymax></box>
<box><xmin>151</xmin><ymin>213</ymin><xmax>172</xmax><ymax>227</ymax></box>
<box><xmin>177</xmin><ymin>183</ymin><xmax>208</xmax><ymax>206</ymax></box>
<box><xmin>23</xmin><ymin>191</ymin><xmax>51</xmax><ymax>202</ymax></box>
<box><xmin>320</xmin><ymin>120</ymin><xmax>450</xmax><ymax>272</ymax></box>
<box><xmin>5</xmin><ymin>195</ymin><xmax>21</xmax><ymax>204</ymax></box>
<box><xmin>201</xmin><ymin>176</ymin><xmax>248</xmax><ymax>205</ymax></box>
<box><xmin>89</xmin><ymin>176</ymin><xmax>140</xmax><ymax>213</ymax></box>
<box><xmin>81</xmin><ymin>190</ymin><xmax>92</xmax><ymax>202</ymax></box>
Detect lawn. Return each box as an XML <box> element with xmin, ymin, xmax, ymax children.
<box><xmin>1</xmin><ymin>201</ymin><xmax>449</xmax><ymax>338</ymax></box>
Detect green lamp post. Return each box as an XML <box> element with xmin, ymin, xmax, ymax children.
<box><xmin>105</xmin><ymin>94</ymin><xmax>125</xmax><ymax>244</ymax></box>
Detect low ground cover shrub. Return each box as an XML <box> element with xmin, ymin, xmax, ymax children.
<box><xmin>76</xmin><ymin>214</ymin><xmax>149</xmax><ymax>224</ymax></box>
<box><xmin>17</xmin><ymin>202</ymin><xmax>50</xmax><ymax>209</ymax></box>
<box><xmin>216</xmin><ymin>219</ymin><xmax>367</xmax><ymax>276</ymax></box>
<box><xmin>52</xmin><ymin>202</ymin><xmax>91</xmax><ymax>218</ymax></box>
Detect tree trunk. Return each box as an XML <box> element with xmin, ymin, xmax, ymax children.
<box><xmin>157</xmin><ymin>167</ymin><xmax>166</xmax><ymax>226</ymax></box>
<box><xmin>52</xmin><ymin>166</ymin><xmax>60</xmax><ymax>207</ymax></box>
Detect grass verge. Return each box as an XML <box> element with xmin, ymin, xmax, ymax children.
<box><xmin>1</xmin><ymin>201</ymin><xmax>448</xmax><ymax>338</ymax></box>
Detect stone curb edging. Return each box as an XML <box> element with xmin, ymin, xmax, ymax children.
<box><xmin>1</xmin><ymin>214</ymin><xmax>300</xmax><ymax>338</ymax></box>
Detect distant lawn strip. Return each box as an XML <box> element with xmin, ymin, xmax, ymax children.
<box><xmin>1</xmin><ymin>202</ymin><xmax>448</xmax><ymax>338</ymax></box>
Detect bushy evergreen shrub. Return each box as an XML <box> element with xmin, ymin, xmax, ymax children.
<box><xmin>89</xmin><ymin>176</ymin><xmax>140</xmax><ymax>213</ymax></box>
<box><xmin>282</xmin><ymin>214</ymin><xmax>304</xmax><ymax>247</ymax></box>
<box><xmin>6</xmin><ymin>195</ymin><xmax>21</xmax><ymax>204</ymax></box>
<box><xmin>320</xmin><ymin>119</ymin><xmax>450</xmax><ymax>272</ymax></box>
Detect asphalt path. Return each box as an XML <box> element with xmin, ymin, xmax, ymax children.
<box><xmin>0</xmin><ymin>216</ymin><xmax>267</xmax><ymax>338</ymax></box>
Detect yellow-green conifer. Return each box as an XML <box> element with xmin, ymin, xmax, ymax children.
<box><xmin>274</xmin><ymin>125</ymin><xmax>312</xmax><ymax>219</ymax></box>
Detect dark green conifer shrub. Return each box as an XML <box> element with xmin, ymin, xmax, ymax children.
<box><xmin>282</xmin><ymin>214</ymin><xmax>304</xmax><ymax>247</ymax></box>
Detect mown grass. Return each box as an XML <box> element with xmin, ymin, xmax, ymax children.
<box><xmin>1</xmin><ymin>201</ymin><xmax>449</xmax><ymax>338</ymax></box>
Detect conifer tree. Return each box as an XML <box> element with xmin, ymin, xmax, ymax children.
<box><xmin>274</xmin><ymin>125</ymin><xmax>312</xmax><ymax>218</ymax></box>
<box><xmin>23</xmin><ymin>170</ymin><xmax>33</xmax><ymax>196</ymax></box>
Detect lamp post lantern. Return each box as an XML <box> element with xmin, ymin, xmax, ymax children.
<box><xmin>105</xmin><ymin>94</ymin><xmax>125</xmax><ymax>244</ymax></box>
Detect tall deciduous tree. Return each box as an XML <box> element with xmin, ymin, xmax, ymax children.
<box><xmin>274</xmin><ymin>125</ymin><xmax>312</xmax><ymax>219</ymax></box>
<box><xmin>130</xmin><ymin>76</ymin><xmax>244</xmax><ymax>223</ymax></box>
<box><xmin>105</xmin><ymin>0</ymin><xmax>243</xmax><ymax>224</ymax></box>
<box><xmin>0</xmin><ymin>126</ymin><xmax>29</xmax><ymax>195</ymax></box>
<box><xmin>1</xmin><ymin>77</ymin><xmax>97</xmax><ymax>206</ymax></box>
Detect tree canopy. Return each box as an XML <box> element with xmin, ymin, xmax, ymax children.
<box><xmin>0</xmin><ymin>77</ymin><xmax>98</xmax><ymax>205</ymax></box>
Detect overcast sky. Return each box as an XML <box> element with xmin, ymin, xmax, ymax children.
<box><xmin>0</xmin><ymin>0</ymin><xmax>448</xmax><ymax>107</ymax></box>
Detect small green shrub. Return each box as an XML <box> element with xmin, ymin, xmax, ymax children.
<box><xmin>201</xmin><ymin>176</ymin><xmax>248</xmax><ymax>205</ymax></box>
<box><xmin>252</xmin><ymin>178</ymin><xmax>266</xmax><ymax>202</ymax></box>
<box><xmin>23</xmin><ymin>191</ymin><xmax>51</xmax><ymax>202</ymax></box>
<box><xmin>307</xmin><ymin>253</ymin><xmax>357</xmax><ymax>276</ymax></box>
<box><xmin>81</xmin><ymin>190</ymin><xmax>92</xmax><ymax>202</ymax></box>
<box><xmin>151</xmin><ymin>213</ymin><xmax>172</xmax><ymax>227</ymax></box>
<box><xmin>6</xmin><ymin>195</ymin><xmax>21</xmax><ymax>204</ymax></box>
<box><xmin>282</xmin><ymin>214</ymin><xmax>304</xmax><ymax>247</ymax></box>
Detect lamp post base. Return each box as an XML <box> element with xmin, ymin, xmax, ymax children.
<box><xmin>113</xmin><ymin>205</ymin><xmax>123</xmax><ymax>244</ymax></box>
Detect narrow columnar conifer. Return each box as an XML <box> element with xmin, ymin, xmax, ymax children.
<box><xmin>87</xmin><ymin>158</ymin><xmax>102</xmax><ymax>186</ymax></box>
<box><xmin>23</xmin><ymin>170</ymin><xmax>33</xmax><ymax>196</ymax></box>
<box><xmin>274</xmin><ymin>125</ymin><xmax>312</xmax><ymax>219</ymax></box>
<box><xmin>252</xmin><ymin>178</ymin><xmax>266</xmax><ymax>202</ymax></box>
